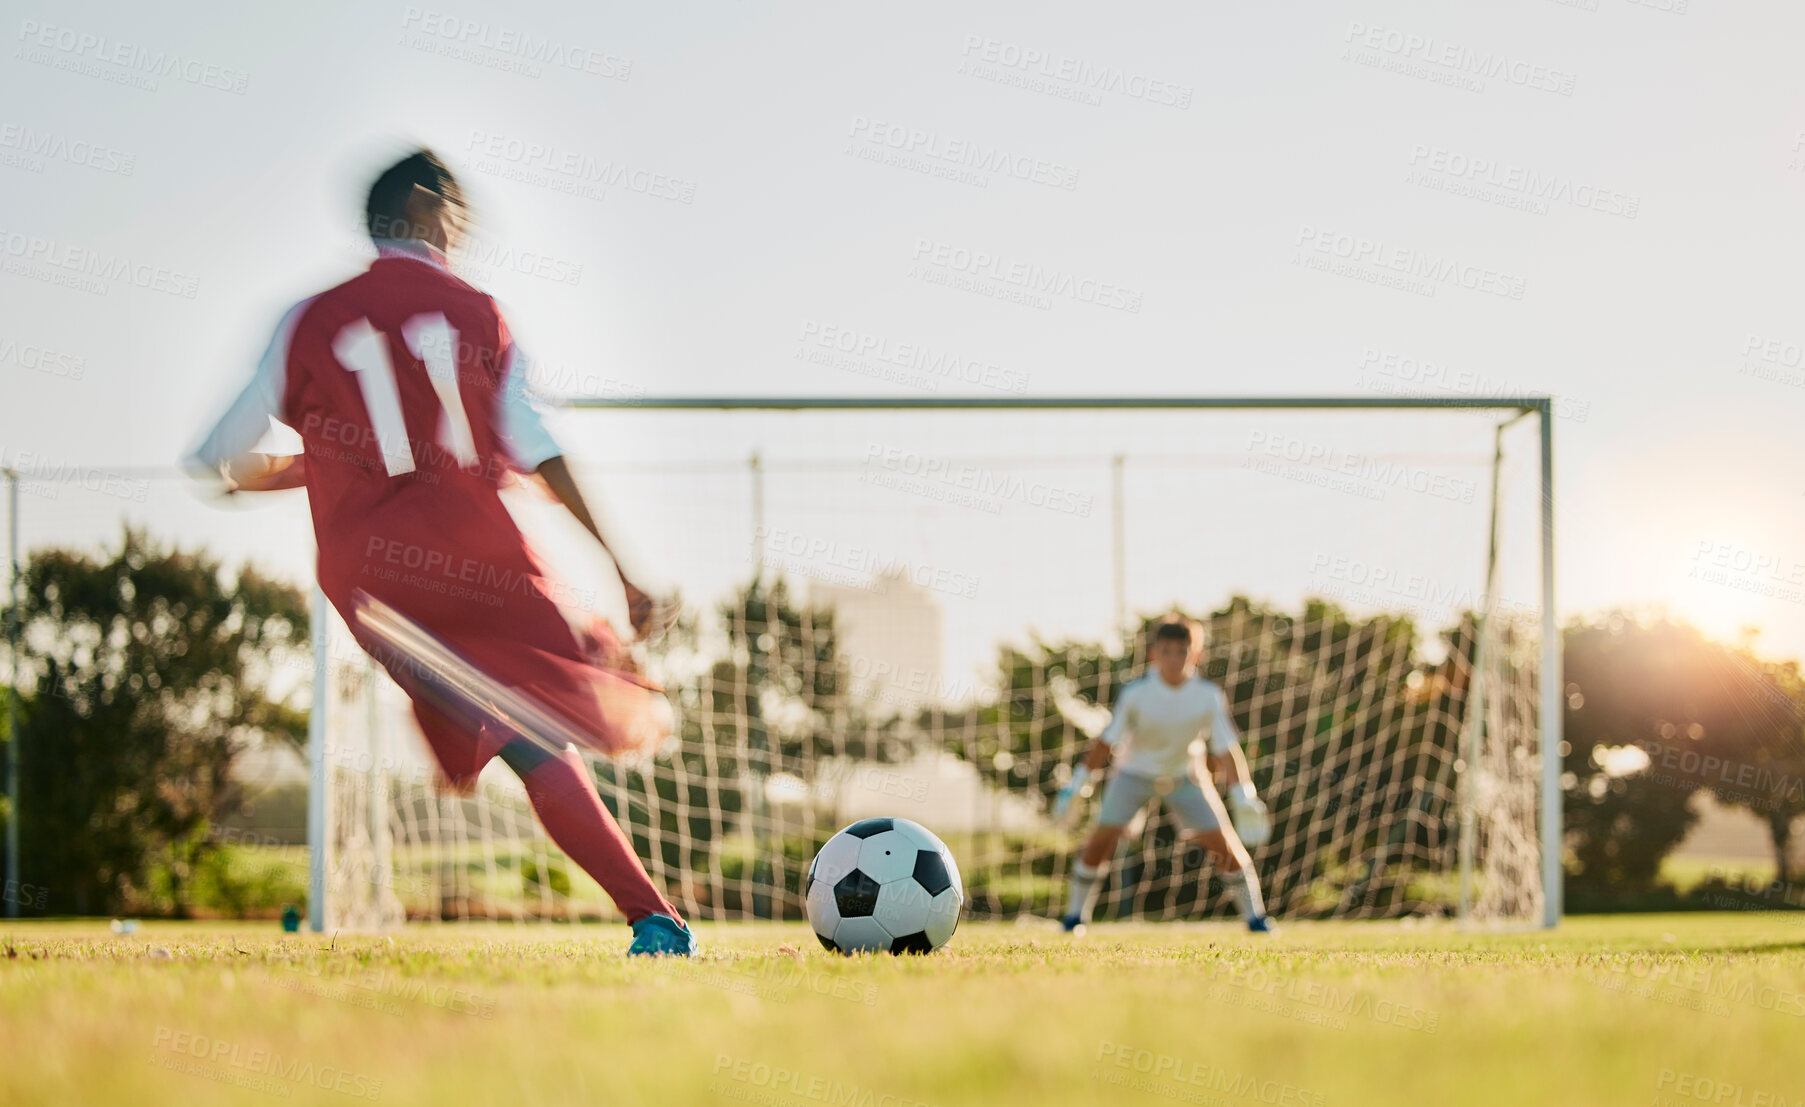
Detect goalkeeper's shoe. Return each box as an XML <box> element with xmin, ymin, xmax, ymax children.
<box><xmin>1060</xmin><ymin>912</ymin><xmax>1087</xmax><ymax>935</ymax></box>
<box><xmin>1246</xmin><ymin>915</ymin><xmax>1278</xmax><ymax>935</ymax></box>
<box><xmin>629</xmin><ymin>914</ymin><xmax>697</xmax><ymax>957</ymax></box>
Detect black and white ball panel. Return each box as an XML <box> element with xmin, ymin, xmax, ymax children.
<box><xmin>841</xmin><ymin>817</ymin><xmax>896</xmax><ymax>839</ymax></box>
<box><xmin>854</xmin><ymin>829</ymin><xmax>919</xmax><ymax>884</ymax></box>
<box><xmin>806</xmin><ymin>817</ymin><xmax>964</xmax><ymax>955</ymax></box>
<box><xmin>833</xmin><ymin>915</ymin><xmax>895</xmax><ymax>952</ymax></box>
<box><xmin>806</xmin><ymin>878</ymin><xmax>842</xmax><ymax>951</ymax></box>
<box><xmin>912</xmin><ymin>849</ymin><xmax>952</xmax><ymax>897</ymax></box>
<box><xmin>833</xmin><ymin>868</ymin><xmax>882</xmax><ymax>917</ymax></box>
<box><xmin>809</xmin><ymin>832</ymin><xmax>863</xmax><ymax>886</ymax></box>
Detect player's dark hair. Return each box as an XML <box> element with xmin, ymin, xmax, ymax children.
<box><xmin>1151</xmin><ymin>617</ymin><xmax>1196</xmax><ymax>649</ymax></box>
<box><xmin>365</xmin><ymin>148</ymin><xmax>465</xmax><ymax>242</ymax></box>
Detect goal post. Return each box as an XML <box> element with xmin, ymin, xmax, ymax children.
<box><xmin>308</xmin><ymin>395</ymin><xmax>1560</xmax><ymax>930</ymax></box>
<box><xmin>1539</xmin><ymin>401</ymin><xmax>1560</xmax><ymax>928</ymax></box>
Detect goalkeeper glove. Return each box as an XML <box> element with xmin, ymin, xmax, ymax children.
<box><xmin>1226</xmin><ymin>782</ymin><xmax>1272</xmax><ymax>847</ymax></box>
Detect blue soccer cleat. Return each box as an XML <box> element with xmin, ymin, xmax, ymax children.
<box><xmin>628</xmin><ymin>914</ymin><xmax>697</xmax><ymax>957</ymax></box>
<box><xmin>1060</xmin><ymin>912</ymin><xmax>1087</xmax><ymax>935</ymax></box>
<box><xmin>1246</xmin><ymin>915</ymin><xmax>1278</xmax><ymax>935</ymax></box>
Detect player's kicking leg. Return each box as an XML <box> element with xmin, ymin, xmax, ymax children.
<box><xmin>373</xmin><ymin>606</ymin><xmax>696</xmax><ymax>957</ymax></box>
<box><xmin>494</xmin><ymin>740</ymin><xmax>696</xmax><ymax>956</ymax></box>
<box><xmin>1169</xmin><ymin>777</ymin><xmax>1275</xmax><ymax>933</ymax></box>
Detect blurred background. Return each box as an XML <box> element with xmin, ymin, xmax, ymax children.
<box><xmin>3</xmin><ymin>0</ymin><xmax>1803</xmax><ymax>924</ymax></box>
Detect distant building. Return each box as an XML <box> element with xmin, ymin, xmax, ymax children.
<box><xmin>812</xmin><ymin>568</ymin><xmax>950</xmax><ymax>714</ymax></box>
<box><xmin>805</xmin><ymin>751</ymin><xmax>1045</xmax><ymax>831</ymax></box>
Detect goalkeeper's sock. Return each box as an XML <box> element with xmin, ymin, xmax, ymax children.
<box><xmin>512</xmin><ymin>742</ymin><xmax>681</xmax><ymax>926</ymax></box>
<box><xmin>1066</xmin><ymin>861</ymin><xmax>1107</xmax><ymax>924</ymax></box>
<box><xmin>1225</xmin><ymin>866</ymin><xmax>1267</xmax><ymax>922</ymax></box>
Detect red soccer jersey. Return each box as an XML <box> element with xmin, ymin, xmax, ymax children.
<box><xmin>192</xmin><ymin>242</ymin><xmax>665</xmax><ymax>782</ymax></box>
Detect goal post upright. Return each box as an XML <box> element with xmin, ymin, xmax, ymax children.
<box><xmin>559</xmin><ymin>393</ymin><xmax>1563</xmax><ymax>928</ymax></box>
<box><xmin>308</xmin><ymin>585</ymin><xmax>330</xmax><ymax>933</ymax></box>
<box><xmin>5</xmin><ymin>469</ymin><xmax>19</xmax><ymax>921</ymax></box>
<box><xmin>1539</xmin><ymin>399</ymin><xmax>1561</xmax><ymax>928</ymax></box>
<box><xmin>1456</xmin><ymin>422</ymin><xmax>1504</xmax><ymax>923</ymax></box>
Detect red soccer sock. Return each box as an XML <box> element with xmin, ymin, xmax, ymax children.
<box><xmin>518</xmin><ymin>746</ymin><xmax>682</xmax><ymax>926</ymax></box>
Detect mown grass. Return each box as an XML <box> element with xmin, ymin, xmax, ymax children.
<box><xmin>4</xmin><ymin>913</ymin><xmax>1803</xmax><ymax>1106</ymax></box>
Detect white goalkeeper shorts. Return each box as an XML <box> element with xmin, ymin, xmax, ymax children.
<box><xmin>1096</xmin><ymin>770</ymin><xmax>1228</xmax><ymax>833</ymax></box>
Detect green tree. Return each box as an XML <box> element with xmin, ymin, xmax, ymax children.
<box><xmin>5</xmin><ymin>529</ymin><xmax>308</xmax><ymax>915</ymax></box>
<box><xmin>1658</xmin><ymin>635</ymin><xmax>1805</xmax><ymax>884</ymax></box>
<box><xmin>1557</xmin><ymin>616</ymin><xmax>1796</xmax><ymax>894</ymax></box>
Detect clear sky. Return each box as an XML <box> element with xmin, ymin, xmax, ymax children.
<box><xmin>5</xmin><ymin>0</ymin><xmax>1804</xmax><ymax>669</ymax></box>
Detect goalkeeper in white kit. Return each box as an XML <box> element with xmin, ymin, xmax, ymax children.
<box><xmin>1060</xmin><ymin>616</ymin><xmax>1276</xmax><ymax>933</ymax></box>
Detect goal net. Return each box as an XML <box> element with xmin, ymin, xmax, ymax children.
<box><xmin>312</xmin><ymin>399</ymin><xmax>1556</xmax><ymax>930</ymax></box>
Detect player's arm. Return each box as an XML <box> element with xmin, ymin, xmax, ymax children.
<box><xmin>1199</xmin><ymin>680</ymin><xmax>1251</xmax><ymax>784</ymax></box>
<box><xmin>1084</xmin><ymin>685</ymin><xmax>1134</xmax><ymax>771</ymax></box>
<box><xmin>224</xmin><ymin>452</ymin><xmax>308</xmax><ymax>492</ymax></box>
<box><xmin>534</xmin><ymin>456</ymin><xmax>660</xmax><ymax>632</ymax></box>
<box><xmin>1204</xmin><ymin>684</ymin><xmax>1272</xmax><ymax>846</ymax></box>
<box><xmin>186</xmin><ymin>302</ymin><xmax>310</xmax><ymax>495</ymax></box>
<box><xmin>494</xmin><ymin>337</ymin><xmax>663</xmax><ymax>638</ymax></box>
<box><xmin>1206</xmin><ymin>741</ymin><xmax>1254</xmax><ymax>790</ymax></box>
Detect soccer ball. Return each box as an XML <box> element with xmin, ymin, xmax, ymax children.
<box><xmin>806</xmin><ymin>817</ymin><xmax>963</xmax><ymax>955</ymax></box>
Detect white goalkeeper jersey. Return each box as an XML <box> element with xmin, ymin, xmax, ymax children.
<box><xmin>1099</xmin><ymin>674</ymin><xmax>1240</xmax><ymax>779</ymax></box>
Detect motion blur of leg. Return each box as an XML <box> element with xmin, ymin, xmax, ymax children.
<box><xmin>497</xmin><ymin>739</ymin><xmax>682</xmax><ymax>927</ymax></box>
<box><xmin>356</xmin><ymin>597</ymin><xmax>692</xmax><ymax>952</ymax></box>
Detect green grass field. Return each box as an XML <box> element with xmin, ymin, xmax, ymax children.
<box><xmin>5</xmin><ymin>913</ymin><xmax>1803</xmax><ymax>1106</ymax></box>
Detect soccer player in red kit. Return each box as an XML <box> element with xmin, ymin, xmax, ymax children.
<box><xmin>187</xmin><ymin>149</ymin><xmax>695</xmax><ymax>955</ymax></box>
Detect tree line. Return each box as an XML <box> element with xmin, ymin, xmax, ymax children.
<box><xmin>3</xmin><ymin>529</ymin><xmax>1801</xmax><ymax>917</ymax></box>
